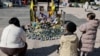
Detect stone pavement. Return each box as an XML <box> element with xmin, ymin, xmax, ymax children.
<box><xmin>0</xmin><ymin>3</ymin><xmax>100</xmax><ymax>56</ymax></box>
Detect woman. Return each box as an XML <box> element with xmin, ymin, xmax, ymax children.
<box><xmin>0</xmin><ymin>17</ymin><xmax>27</xmax><ymax>56</ymax></box>
<box><xmin>79</xmin><ymin>13</ymin><xmax>99</xmax><ymax>56</ymax></box>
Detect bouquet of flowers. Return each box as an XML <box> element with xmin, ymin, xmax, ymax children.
<box><xmin>26</xmin><ymin>24</ymin><xmax>64</xmax><ymax>41</ymax></box>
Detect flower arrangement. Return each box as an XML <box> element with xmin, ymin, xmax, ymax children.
<box><xmin>26</xmin><ymin>24</ymin><xmax>64</xmax><ymax>41</ymax></box>
<box><xmin>27</xmin><ymin>13</ymin><xmax>64</xmax><ymax>41</ymax></box>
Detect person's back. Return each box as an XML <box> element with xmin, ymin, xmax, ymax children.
<box><xmin>86</xmin><ymin>19</ymin><xmax>99</xmax><ymax>35</ymax></box>
<box><xmin>0</xmin><ymin>24</ymin><xmax>25</xmax><ymax>48</ymax></box>
<box><xmin>59</xmin><ymin>34</ymin><xmax>78</xmax><ymax>56</ymax></box>
<box><xmin>0</xmin><ymin>17</ymin><xmax>27</xmax><ymax>56</ymax></box>
<box><xmin>59</xmin><ymin>21</ymin><xmax>78</xmax><ymax>56</ymax></box>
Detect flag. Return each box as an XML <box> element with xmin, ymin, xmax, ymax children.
<box><xmin>49</xmin><ymin>0</ymin><xmax>55</xmax><ymax>16</ymax></box>
<box><xmin>50</xmin><ymin>0</ymin><xmax>55</xmax><ymax>11</ymax></box>
<box><xmin>30</xmin><ymin>0</ymin><xmax>35</xmax><ymax>22</ymax></box>
<box><xmin>30</xmin><ymin>0</ymin><xmax>34</xmax><ymax>10</ymax></box>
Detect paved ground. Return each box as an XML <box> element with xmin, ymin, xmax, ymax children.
<box><xmin>0</xmin><ymin>3</ymin><xmax>100</xmax><ymax>56</ymax></box>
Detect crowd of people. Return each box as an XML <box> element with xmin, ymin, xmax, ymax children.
<box><xmin>0</xmin><ymin>12</ymin><xmax>99</xmax><ymax>56</ymax></box>
<box><xmin>0</xmin><ymin>0</ymin><xmax>70</xmax><ymax>8</ymax></box>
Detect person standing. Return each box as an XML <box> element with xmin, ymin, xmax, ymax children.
<box><xmin>0</xmin><ymin>0</ymin><xmax>3</xmax><ymax>8</ymax></box>
<box><xmin>0</xmin><ymin>17</ymin><xmax>27</xmax><ymax>56</ymax></box>
<box><xmin>84</xmin><ymin>1</ymin><xmax>89</xmax><ymax>12</ymax></box>
<box><xmin>62</xmin><ymin>0</ymin><xmax>67</xmax><ymax>6</ymax></box>
<box><xmin>59</xmin><ymin>21</ymin><xmax>79</xmax><ymax>56</ymax></box>
<box><xmin>79</xmin><ymin>13</ymin><xmax>99</xmax><ymax>56</ymax></box>
<box><xmin>18</xmin><ymin>0</ymin><xmax>22</xmax><ymax>6</ymax></box>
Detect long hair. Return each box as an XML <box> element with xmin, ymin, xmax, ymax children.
<box><xmin>9</xmin><ymin>17</ymin><xmax>20</xmax><ymax>27</ymax></box>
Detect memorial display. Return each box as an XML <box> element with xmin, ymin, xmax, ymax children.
<box><xmin>26</xmin><ymin>0</ymin><xmax>65</xmax><ymax>41</ymax></box>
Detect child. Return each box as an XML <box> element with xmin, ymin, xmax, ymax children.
<box><xmin>59</xmin><ymin>21</ymin><xmax>78</xmax><ymax>56</ymax></box>
<box><xmin>79</xmin><ymin>13</ymin><xmax>99</xmax><ymax>56</ymax></box>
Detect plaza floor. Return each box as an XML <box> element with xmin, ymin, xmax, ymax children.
<box><xmin>0</xmin><ymin>3</ymin><xmax>100</xmax><ymax>56</ymax></box>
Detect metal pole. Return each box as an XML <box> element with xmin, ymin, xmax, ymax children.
<box><xmin>47</xmin><ymin>0</ymin><xmax>49</xmax><ymax>11</ymax></box>
<box><xmin>62</xmin><ymin>10</ymin><xmax>65</xmax><ymax>26</ymax></box>
<box><xmin>56</xmin><ymin>0</ymin><xmax>60</xmax><ymax>15</ymax></box>
<box><xmin>58</xmin><ymin>0</ymin><xmax>59</xmax><ymax>10</ymax></box>
<box><xmin>34</xmin><ymin>9</ymin><xmax>36</xmax><ymax>22</ymax></box>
